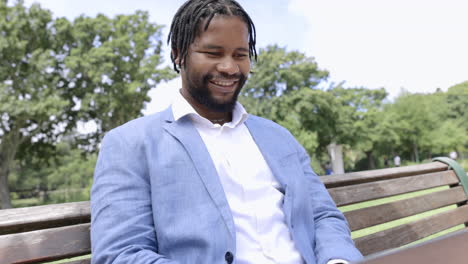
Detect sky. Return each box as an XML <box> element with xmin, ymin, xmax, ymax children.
<box><xmin>23</xmin><ymin>0</ymin><xmax>468</xmax><ymax>115</ymax></box>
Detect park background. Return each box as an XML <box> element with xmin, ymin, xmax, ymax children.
<box><xmin>0</xmin><ymin>0</ymin><xmax>467</xmax><ymax>209</ymax></box>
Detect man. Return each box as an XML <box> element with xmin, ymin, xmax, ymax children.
<box><xmin>394</xmin><ymin>154</ymin><xmax>401</xmax><ymax>167</ymax></box>
<box><xmin>91</xmin><ymin>1</ymin><xmax>363</xmax><ymax>263</ymax></box>
<box><xmin>449</xmin><ymin>151</ymin><xmax>458</xmax><ymax>160</ymax></box>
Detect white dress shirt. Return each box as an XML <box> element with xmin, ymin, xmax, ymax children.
<box><xmin>172</xmin><ymin>91</ymin><xmax>348</xmax><ymax>264</ymax></box>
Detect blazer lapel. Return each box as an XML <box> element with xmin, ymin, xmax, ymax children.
<box><xmin>244</xmin><ymin>117</ymin><xmax>293</xmax><ymax>187</ymax></box>
<box><xmin>245</xmin><ymin>117</ymin><xmax>296</xmax><ymax>226</ymax></box>
<box><xmin>162</xmin><ymin>111</ymin><xmax>236</xmax><ymax>239</ymax></box>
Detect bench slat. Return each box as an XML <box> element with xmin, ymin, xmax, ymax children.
<box><xmin>357</xmin><ymin>228</ymin><xmax>468</xmax><ymax>264</ymax></box>
<box><xmin>0</xmin><ymin>161</ymin><xmax>462</xmax><ymax>263</ymax></box>
<box><xmin>0</xmin><ymin>223</ymin><xmax>91</xmax><ymax>264</ymax></box>
<box><xmin>0</xmin><ymin>201</ymin><xmax>90</xmax><ymax>235</ymax></box>
<box><xmin>329</xmin><ymin>170</ymin><xmax>459</xmax><ymax>206</ymax></box>
<box><xmin>320</xmin><ymin>162</ymin><xmax>448</xmax><ymax>188</ymax></box>
<box><xmin>344</xmin><ymin>186</ymin><xmax>467</xmax><ymax>231</ymax></box>
<box><xmin>354</xmin><ymin>205</ymin><xmax>468</xmax><ymax>255</ymax></box>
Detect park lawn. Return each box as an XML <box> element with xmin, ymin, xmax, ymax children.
<box><xmin>12</xmin><ymin>197</ymin><xmax>41</xmax><ymax>208</ymax></box>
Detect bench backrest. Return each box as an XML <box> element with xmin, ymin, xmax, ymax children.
<box><xmin>1</xmin><ymin>159</ymin><xmax>466</xmax><ymax>262</ymax></box>
<box><xmin>320</xmin><ymin>159</ymin><xmax>468</xmax><ymax>256</ymax></box>
<box><xmin>0</xmin><ymin>201</ymin><xmax>91</xmax><ymax>264</ymax></box>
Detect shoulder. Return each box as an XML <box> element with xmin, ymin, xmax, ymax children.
<box><xmin>103</xmin><ymin>108</ymin><xmax>171</xmax><ymax>146</ymax></box>
<box><xmin>246</xmin><ymin>114</ymin><xmax>295</xmax><ymax>139</ymax></box>
<box><xmin>246</xmin><ymin>114</ymin><xmax>285</xmax><ymax>129</ymax></box>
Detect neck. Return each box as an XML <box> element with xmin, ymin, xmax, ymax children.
<box><xmin>208</xmin><ymin>115</ymin><xmax>231</xmax><ymax>125</ymax></box>
<box><xmin>179</xmin><ymin>89</ymin><xmax>233</xmax><ymax>125</ymax></box>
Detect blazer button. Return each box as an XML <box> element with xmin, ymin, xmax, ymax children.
<box><xmin>225</xmin><ymin>251</ymin><xmax>234</xmax><ymax>264</ymax></box>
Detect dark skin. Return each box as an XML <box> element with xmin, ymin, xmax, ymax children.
<box><xmin>174</xmin><ymin>15</ymin><xmax>251</xmax><ymax>125</ymax></box>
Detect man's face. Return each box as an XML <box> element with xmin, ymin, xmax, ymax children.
<box><xmin>179</xmin><ymin>15</ymin><xmax>251</xmax><ymax>112</ymax></box>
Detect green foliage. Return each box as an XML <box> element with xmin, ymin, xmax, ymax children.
<box><xmin>240</xmin><ymin>44</ymin><xmax>329</xmax><ymax>119</ymax></box>
<box><xmin>62</xmin><ymin>12</ymin><xmax>175</xmax><ymax>143</ymax></box>
<box><xmin>44</xmin><ymin>143</ymin><xmax>96</xmax><ymax>202</ymax></box>
<box><xmin>3</xmin><ymin>1</ymin><xmax>467</xmax><ymax>207</ymax></box>
<box><xmin>243</xmin><ymin>45</ymin><xmax>329</xmax><ymax>99</ymax></box>
<box><xmin>395</xmin><ymin>94</ymin><xmax>438</xmax><ymax>147</ymax></box>
<box><xmin>0</xmin><ymin>1</ymin><xmax>67</xmax><ymax>208</ymax></box>
<box><xmin>0</xmin><ymin>1</ymin><xmax>175</xmax><ymax>208</ymax></box>
<box><xmin>269</xmin><ymin>88</ymin><xmax>336</xmax><ymax>154</ymax></box>
<box><xmin>428</xmin><ymin>120</ymin><xmax>467</xmax><ymax>154</ymax></box>
<box><xmin>459</xmin><ymin>159</ymin><xmax>468</xmax><ymax>172</ymax></box>
<box><xmin>327</xmin><ymin>86</ymin><xmax>394</xmax><ymax>169</ymax></box>
<box><xmin>10</xmin><ymin>141</ymin><xmax>96</xmax><ymax>205</ymax></box>
<box><xmin>446</xmin><ymin>81</ymin><xmax>468</xmax><ymax>124</ymax></box>
<box><xmin>383</xmin><ymin>86</ymin><xmax>467</xmax><ymax>162</ymax></box>
<box><xmin>242</xmin><ymin>45</ymin><xmax>467</xmax><ymax>172</ymax></box>
<box><xmin>240</xmin><ymin>46</ymin><xmax>330</xmax><ymax>162</ymax></box>
<box><xmin>328</xmin><ymin>86</ymin><xmax>389</xmax><ymax>147</ymax></box>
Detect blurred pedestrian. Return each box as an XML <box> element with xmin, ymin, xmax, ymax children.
<box><xmin>325</xmin><ymin>162</ymin><xmax>333</xmax><ymax>175</ymax></box>
<box><xmin>383</xmin><ymin>156</ymin><xmax>389</xmax><ymax>168</ymax></box>
<box><xmin>394</xmin><ymin>154</ymin><xmax>401</xmax><ymax>167</ymax></box>
<box><xmin>450</xmin><ymin>151</ymin><xmax>458</xmax><ymax>160</ymax></box>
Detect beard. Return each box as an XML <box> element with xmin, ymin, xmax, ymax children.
<box><xmin>185</xmin><ymin>71</ymin><xmax>247</xmax><ymax>113</ymax></box>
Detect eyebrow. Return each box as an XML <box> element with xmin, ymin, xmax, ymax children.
<box><xmin>200</xmin><ymin>44</ymin><xmax>249</xmax><ymax>52</ymax></box>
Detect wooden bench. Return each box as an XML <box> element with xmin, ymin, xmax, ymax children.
<box><xmin>357</xmin><ymin>228</ymin><xmax>468</xmax><ymax>264</ymax></box>
<box><xmin>322</xmin><ymin>157</ymin><xmax>468</xmax><ymax>256</ymax></box>
<box><xmin>1</xmin><ymin>158</ymin><xmax>467</xmax><ymax>263</ymax></box>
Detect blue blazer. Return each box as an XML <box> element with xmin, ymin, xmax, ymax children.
<box><xmin>91</xmin><ymin>107</ymin><xmax>362</xmax><ymax>264</ymax></box>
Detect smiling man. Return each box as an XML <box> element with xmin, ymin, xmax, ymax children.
<box><xmin>175</xmin><ymin>14</ymin><xmax>249</xmax><ymax>116</ymax></box>
<box><xmin>90</xmin><ymin>1</ymin><xmax>363</xmax><ymax>264</ymax></box>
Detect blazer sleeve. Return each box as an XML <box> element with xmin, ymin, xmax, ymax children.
<box><xmin>90</xmin><ymin>129</ymin><xmax>179</xmax><ymax>264</ymax></box>
<box><xmin>294</xmin><ymin>139</ymin><xmax>363</xmax><ymax>264</ymax></box>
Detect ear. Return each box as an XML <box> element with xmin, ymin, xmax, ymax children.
<box><xmin>172</xmin><ymin>49</ymin><xmax>181</xmax><ymax>65</ymax></box>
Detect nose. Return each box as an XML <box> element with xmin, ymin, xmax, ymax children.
<box><xmin>216</xmin><ymin>57</ymin><xmax>239</xmax><ymax>75</ymax></box>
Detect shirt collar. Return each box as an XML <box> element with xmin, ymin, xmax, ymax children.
<box><xmin>172</xmin><ymin>89</ymin><xmax>249</xmax><ymax>128</ymax></box>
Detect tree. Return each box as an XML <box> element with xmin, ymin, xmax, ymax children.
<box><xmin>0</xmin><ymin>1</ymin><xmax>71</xmax><ymax>208</ymax></box>
<box><xmin>238</xmin><ymin>46</ymin><xmax>331</xmax><ymax>171</ymax></box>
<box><xmin>446</xmin><ymin>82</ymin><xmax>468</xmax><ymax>157</ymax></box>
<box><xmin>427</xmin><ymin>82</ymin><xmax>468</xmax><ymax>156</ymax></box>
<box><xmin>0</xmin><ymin>1</ymin><xmax>174</xmax><ymax>208</ymax></box>
<box><xmin>446</xmin><ymin>81</ymin><xmax>468</xmax><ymax>125</ymax></box>
<box><xmin>240</xmin><ymin>45</ymin><xmax>329</xmax><ymax>115</ymax></box>
<box><xmin>60</xmin><ymin>12</ymin><xmax>175</xmax><ymax>151</ymax></box>
<box><xmin>10</xmin><ymin>141</ymin><xmax>97</xmax><ymax>204</ymax></box>
<box><xmin>328</xmin><ymin>86</ymin><xmax>393</xmax><ymax>169</ymax></box>
<box><xmin>428</xmin><ymin>120</ymin><xmax>467</xmax><ymax>155</ymax></box>
<box><xmin>240</xmin><ymin>45</ymin><xmax>329</xmax><ymax>148</ymax></box>
<box><xmin>240</xmin><ymin>46</ymin><xmax>392</xmax><ymax>171</ymax></box>
<box><xmin>386</xmin><ymin>93</ymin><xmax>440</xmax><ymax>162</ymax></box>
<box><xmin>268</xmin><ymin>88</ymin><xmax>335</xmax><ymax>156</ymax></box>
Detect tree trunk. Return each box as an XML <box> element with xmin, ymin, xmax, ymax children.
<box><xmin>413</xmin><ymin>142</ymin><xmax>420</xmax><ymax>163</ymax></box>
<box><xmin>0</xmin><ymin>164</ymin><xmax>12</xmax><ymax>209</ymax></box>
<box><xmin>0</xmin><ymin>132</ymin><xmax>20</xmax><ymax>209</ymax></box>
<box><xmin>327</xmin><ymin>143</ymin><xmax>345</xmax><ymax>174</ymax></box>
<box><xmin>366</xmin><ymin>151</ymin><xmax>376</xmax><ymax>170</ymax></box>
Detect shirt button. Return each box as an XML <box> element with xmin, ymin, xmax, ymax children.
<box><xmin>225</xmin><ymin>251</ymin><xmax>234</xmax><ymax>264</ymax></box>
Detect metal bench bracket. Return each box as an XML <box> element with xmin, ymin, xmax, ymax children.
<box><xmin>433</xmin><ymin>157</ymin><xmax>468</xmax><ymax>196</ymax></box>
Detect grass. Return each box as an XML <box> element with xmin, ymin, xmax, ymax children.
<box><xmin>12</xmin><ymin>197</ymin><xmax>41</xmax><ymax>208</ymax></box>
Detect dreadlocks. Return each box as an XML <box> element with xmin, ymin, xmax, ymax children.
<box><xmin>167</xmin><ymin>0</ymin><xmax>257</xmax><ymax>73</ymax></box>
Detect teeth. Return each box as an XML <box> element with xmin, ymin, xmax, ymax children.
<box><xmin>212</xmin><ymin>80</ymin><xmax>236</xmax><ymax>86</ymax></box>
